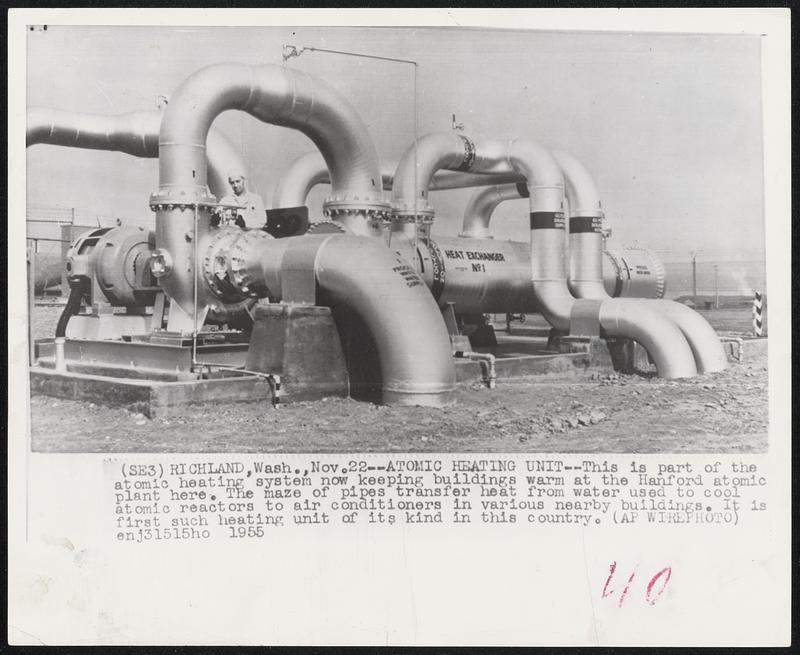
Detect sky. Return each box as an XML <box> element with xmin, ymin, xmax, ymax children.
<box><xmin>25</xmin><ymin>24</ymin><xmax>766</xmax><ymax>260</ymax></box>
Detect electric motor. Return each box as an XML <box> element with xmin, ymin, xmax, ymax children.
<box><xmin>65</xmin><ymin>225</ymin><xmax>159</xmax><ymax>307</ymax></box>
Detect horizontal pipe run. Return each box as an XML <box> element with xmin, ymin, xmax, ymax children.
<box><xmin>273</xmin><ymin>151</ymin><xmax>526</xmax><ymax>210</ymax></box>
<box><xmin>26</xmin><ymin>107</ymin><xmax>246</xmax><ymax>200</ymax></box>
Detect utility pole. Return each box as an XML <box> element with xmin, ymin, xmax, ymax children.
<box><xmin>691</xmin><ymin>251</ymin><xmax>698</xmax><ymax>307</ymax></box>
<box><xmin>714</xmin><ymin>264</ymin><xmax>719</xmax><ymax>309</ymax></box>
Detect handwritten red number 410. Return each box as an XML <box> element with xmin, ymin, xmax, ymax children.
<box><xmin>601</xmin><ymin>562</ymin><xmax>672</xmax><ymax>607</ymax></box>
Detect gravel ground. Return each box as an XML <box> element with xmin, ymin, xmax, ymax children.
<box><xmin>27</xmin><ymin>304</ymin><xmax>769</xmax><ymax>454</ymax></box>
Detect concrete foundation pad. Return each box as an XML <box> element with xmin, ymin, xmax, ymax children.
<box><xmin>30</xmin><ymin>368</ymin><xmax>273</xmax><ymax>418</ymax></box>
<box><xmin>455</xmin><ymin>351</ymin><xmax>612</xmax><ymax>383</ymax></box>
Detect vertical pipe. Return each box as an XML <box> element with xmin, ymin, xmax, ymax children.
<box><xmin>550</xmin><ymin>150</ymin><xmax>607</xmax><ymax>300</ymax></box>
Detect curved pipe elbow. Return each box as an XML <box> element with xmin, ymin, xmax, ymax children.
<box><xmin>158</xmin><ymin>63</ymin><xmax>384</xmax><ymax>210</ymax></box>
<box><xmin>644</xmin><ymin>300</ymin><xmax>728</xmax><ymax>373</ymax></box>
<box><xmin>391</xmin><ymin>131</ymin><xmax>474</xmax><ymax>215</ymax></box>
<box><xmin>505</xmin><ymin>139</ymin><xmax>565</xmax><ymax>211</ymax></box>
<box><xmin>533</xmin><ymin>281</ymin><xmax>574</xmax><ymax>332</ymax></box>
<box><xmin>551</xmin><ymin>149</ymin><xmax>603</xmax><ymax>216</ymax></box>
<box><xmin>599</xmin><ymin>299</ymin><xmax>698</xmax><ymax>379</ymax></box>
<box><xmin>460</xmin><ymin>183</ymin><xmax>527</xmax><ymax>238</ymax></box>
<box><xmin>569</xmin><ymin>279</ymin><xmax>610</xmax><ymax>300</ymax></box>
<box><xmin>276</xmin><ymin>150</ymin><xmax>528</xmax><ymax>214</ymax></box>
<box><xmin>314</xmin><ymin>236</ymin><xmax>456</xmax><ymax>405</ymax></box>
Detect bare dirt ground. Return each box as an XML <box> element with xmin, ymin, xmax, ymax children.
<box><xmin>26</xmin><ymin>303</ymin><xmax>769</xmax><ymax>454</ymax></box>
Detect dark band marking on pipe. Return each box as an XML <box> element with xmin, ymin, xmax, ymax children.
<box><xmin>529</xmin><ymin>211</ymin><xmax>566</xmax><ymax>230</ymax></box>
<box><xmin>569</xmin><ymin>215</ymin><xmax>604</xmax><ymax>233</ymax></box>
<box><xmin>456</xmin><ymin>135</ymin><xmax>476</xmax><ymax>172</ymax></box>
<box><xmin>619</xmin><ymin>257</ymin><xmax>632</xmax><ymax>286</ymax></box>
<box><xmin>515</xmin><ymin>183</ymin><xmax>530</xmax><ymax>199</ymax></box>
<box><xmin>415</xmin><ymin>247</ymin><xmax>426</xmax><ymax>274</ymax></box>
<box><xmin>604</xmin><ymin>252</ymin><xmax>624</xmax><ymax>297</ymax></box>
<box><xmin>424</xmin><ymin>238</ymin><xmax>446</xmax><ymax>301</ymax></box>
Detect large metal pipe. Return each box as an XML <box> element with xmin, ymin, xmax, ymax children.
<box><xmin>642</xmin><ymin>300</ymin><xmax>728</xmax><ymax>373</ymax></box>
<box><xmin>213</xmin><ymin>231</ymin><xmax>456</xmax><ymax>406</ymax></box>
<box><xmin>391</xmin><ymin>132</ymin><xmax>517</xmax><ymax>223</ymax></box>
<box><xmin>505</xmin><ymin>138</ymin><xmax>575</xmax><ymax>331</ymax></box>
<box><xmin>26</xmin><ymin>107</ymin><xmax>246</xmax><ymax>200</ymax></box>
<box><xmin>598</xmin><ymin>300</ymin><xmax>698</xmax><ymax>378</ymax></box>
<box><xmin>548</xmin><ymin>149</ymin><xmax>725</xmax><ymax>373</ymax></box>
<box><xmin>392</xmin><ymin>133</ymin><xmax>697</xmax><ymax>378</ymax></box>
<box><xmin>550</xmin><ymin>150</ymin><xmax>608</xmax><ymax>300</ymax></box>
<box><xmin>460</xmin><ymin>183</ymin><xmax>528</xmax><ymax>238</ymax></box>
<box><xmin>390</xmin><ymin>134</ymin><xmax>586</xmax><ymax>329</ymax></box>
<box><xmin>458</xmin><ymin>183</ymin><xmax>669</xmax><ymax>300</ymax></box>
<box><xmin>273</xmin><ymin>150</ymin><xmax>525</xmax><ymax>210</ymax></box>
<box><xmin>458</xmin><ymin>151</ymin><xmax>606</xmax><ymax>300</ymax></box>
<box><xmin>151</xmin><ymin>63</ymin><xmax>389</xmax><ymax>330</ymax></box>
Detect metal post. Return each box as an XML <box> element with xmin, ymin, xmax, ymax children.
<box><xmin>714</xmin><ymin>264</ymin><xmax>719</xmax><ymax>309</ymax></box>
<box><xmin>752</xmin><ymin>291</ymin><xmax>763</xmax><ymax>337</ymax></box>
<box><xmin>27</xmin><ymin>244</ymin><xmax>35</xmax><ymax>365</ymax></box>
<box><xmin>31</xmin><ymin>240</ymin><xmax>38</xmax><ymax>301</ymax></box>
<box><xmin>192</xmin><ymin>203</ymin><xmax>199</xmax><ymax>371</ymax></box>
<box><xmin>691</xmin><ymin>251</ymin><xmax>697</xmax><ymax>308</ymax></box>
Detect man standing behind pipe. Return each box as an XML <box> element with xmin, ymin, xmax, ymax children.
<box><xmin>219</xmin><ymin>168</ymin><xmax>266</xmax><ymax>228</ymax></box>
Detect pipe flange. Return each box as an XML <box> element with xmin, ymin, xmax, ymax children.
<box><xmin>149</xmin><ymin>188</ymin><xmax>218</xmax><ymax>212</ymax></box>
<box><xmin>321</xmin><ymin>206</ymin><xmax>393</xmax><ymax>219</ymax></box>
<box><xmin>391</xmin><ymin>199</ymin><xmax>435</xmax><ymax>218</ymax></box>
<box><xmin>455</xmin><ymin>134</ymin><xmax>477</xmax><ymax>172</ymax></box>
<box><xmin>306</xmin><ymin>220</ymin><xmax>348</xmax><ymax>235</ymax></box>
<box><xmin>646</xmin><ymin>248</ymin><xmax>667</xmax><ymax>299</ymax></box>
<box><xmin>322</xmin><ymin>190</ymin><xmax>391</xmax><ymax>220</ymax></box>
<box><xmin>227</xmin><ymin>229</ymin><xmax>273</xmax><ymax>296</ymax></box>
